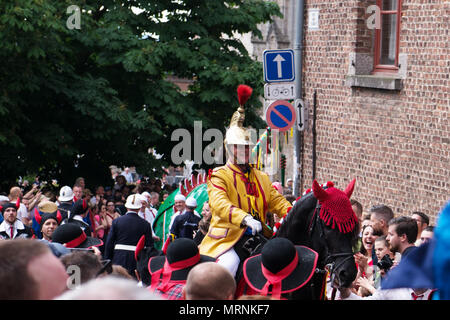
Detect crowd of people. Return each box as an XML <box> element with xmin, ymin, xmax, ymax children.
<box><xmin>0</xmin><ymin>170</ymin><xmax>446</xmax><ymax>300</ymax></box>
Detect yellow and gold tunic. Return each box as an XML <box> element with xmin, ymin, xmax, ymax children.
<box><xmin>199</xmin><ymin>161</ymin><xmax>292</xmax><ymax>258</ymax></box>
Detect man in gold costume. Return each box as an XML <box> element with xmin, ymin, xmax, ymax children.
<box><xmin>199</xmin><ymin>85</ymin><xmax>293</xmax><ymax>277</ymax></box>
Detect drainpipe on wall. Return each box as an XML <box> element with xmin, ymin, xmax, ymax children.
<box><xmin>292</xmin><ymin>0</ymin><xmax>305</xmax><ymax>197</ymax></box>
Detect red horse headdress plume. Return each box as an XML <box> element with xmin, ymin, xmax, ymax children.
<box><xmin>312</xmin><ymin>179</ymin><xmax>357</xmax><ymax>233</ymax></box>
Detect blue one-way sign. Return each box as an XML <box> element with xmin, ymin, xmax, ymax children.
<box><xmin>263</xmin><ymin>49</ymin><xmax>295</xmax><ymax>83</ymax></box>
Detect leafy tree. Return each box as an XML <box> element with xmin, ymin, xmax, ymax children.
<box><xmin>0</xmin><ymin>0</ymin><xmax>281</xmax><ymax>190</ymax></box>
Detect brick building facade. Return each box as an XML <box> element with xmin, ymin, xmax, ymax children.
<box><xmin>251</xmin><ymin>0</ymin><xmax>449</xmax><ymax>223</ymax></box>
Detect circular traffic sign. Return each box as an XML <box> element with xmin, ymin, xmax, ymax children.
<box><xmin>265</xmin><ymin>100</ymin><xmax>296</xmax><ymax>132</ymax></box>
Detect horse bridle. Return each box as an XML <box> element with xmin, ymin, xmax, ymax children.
<box><xmin>308</xmin><ymin>203</ymin><xmax>354</xmax><ymax>285</ymax></box>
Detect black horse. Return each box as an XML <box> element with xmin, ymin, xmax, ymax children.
<box><xmin>236</xmin><ymin>180</ymin><xmax>359</xmax><ymax>300</ymax></box>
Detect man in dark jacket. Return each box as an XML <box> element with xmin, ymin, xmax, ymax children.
<box><xmin>0</xmin><ymin>203</ymin><xmax>33</xmax><ymax>240</ymax></box>
<box><xmin>104</xmin><ymin>194</ymin><xmax>154</xmax><ymax>276</ymax></box>
<box><xmin>170</xmin><ymin>197</ymin><xmax>201</xmax><ymax>240</ymax></box>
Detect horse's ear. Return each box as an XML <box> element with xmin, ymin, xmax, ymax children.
<box><xmin>312</xmin><ymin>179</ymin><xmax>328</xmax><ymax>202</ymax></box>
<box><xmin>344</xmin><ymin>179</ymin><xmax>356</xmax><ymax>199</ymax></box>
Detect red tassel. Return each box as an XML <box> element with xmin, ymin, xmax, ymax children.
<box><xmin>237</xmin><ymin>84</ymin><xmax>252</xmax><ymax>106</ymax></box>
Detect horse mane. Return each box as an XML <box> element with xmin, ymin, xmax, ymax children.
<box><xmin>275</xmin><ymin>191</ymin><xmax>317</xmax><ymax>244</ymax></box>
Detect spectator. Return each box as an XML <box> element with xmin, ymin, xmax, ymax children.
<box><xmin>113</xmin><ymin>191</ymin><xmax>127</xmax><ymax>216</ymax></box>
<box><xmin>55</xmin><ymin>276</ymin><xmax>161</xmax><ymax>300</ymax></box>
<box><xmin>8</xmin><ymin>186</ymin><xmax>29</xmax><ymax>226</ymax></box>
<box><xmin>193</xmin><ymin>202</ymin><xmax>212</xmax><ymax>245</ymax></box>
<box><xmin>90</xmin><ymin>186</ymin><xmax>105</xmax><ymax>206</ymax></box>
<box><xmin>0</xmin><ymin>195</ymin><xmax>9</xmax><ymax>224</ymax></box>
<box><xmin>104</xmin><ymin>186</ymin><xmax>113</xmax><ymax>199</ymax></box>
<box><xmin>0</xmin><ymin>202</ymin><xmax>33</xmax><ymax>239</ymax></box>
<box><xmin>150</xmin><ymin>191</ymin><xmax>160</xmax><ymax>210</ymax></box>
<box><xmin>60</xmin><ymin>250</ymin><xmax>103</xmax><ymax>285</ymax></box>
<box><xmin>0</xmin><ymin>239</ymin><xmax>68</xmax><ymax>299</ymax></box>
<box><xmin>114</xmin><ymin>175</ymin><xmax>127</xmax><ymax>192</ymax></box>
<box><xmin>93</xmin><ymin>203</ymin><xmax>108</xmax><ymax>249</ymax></box>
<box><xmin>137</xmin><ymin>194</ymin><xmax>159</xmax><ymax>242</ymax></box>
<box><xmin>338</xmin><ymin>217</ymin><xmax>431</xmax><ymax>300</ymax></box>
<box><xmin>351</xmin><ymin>199</ymin><xmax>364</xmax><ymax>252</ymax></box>
<box><xmin>74</xmin><ymin>177</ymin><xmax>85</xmax><ymax>190</ymax></box>
<box><xmin>354</xmin><ymin>225</ymin><xmax>378</xmax><ymax>296</ymax></box>
<box><xmin>411</xmin><ymin>211</ymin><xmax>429</xmax><ymax>246</ymax></box>
<box><xmin>284</xmin><ymin>178</ymin><xmax>293</xmax><ymax>195</ymax></box>
<box><xmin>104</xmin><ymin>194</ymin><xmax>154</xmax><ymax>276</ymax></box>
<box><xmin>57</xmin><ymin>186</ymin><xmax>74</xmax><ymax>221</ymax></box>
<box><xmin>357</xmin><ymin>235</ymin><xmax>394</xmax><ymax>295</ymax></box>
<box><xmin>121</xmin><ymin>167</ymin><xmax>134</xmax><ymax>184</ymax></box>
<box><xmin>351</xmin><ymin>199</ymin><xmax>363</xmax><ymax>225</ymax></box>
<box><xmin>183</xmin><ymin>262</ymin><xmax>235</xmax><ymax>300</ymax></box>
<box><xmin>148</xmin><ymin>238</ymin><xmax>215</xmax><ymax>300</ymax></box>
<box><xmin>374</xmin><ymin>235</ymin><xmax>395</xmax><ymax>278</ymax></box>
<box><xmin>63</xmin><ymin>199</ymin><xmax>92</xmax><ymax>236</ymax></box>
<box><xmin>32</xmin><ymin>201</ymin><xmax>59</xmax><ymax>239</ymax></box>
<box><xmin>111</xmin><ymin>265</ymin><xmax>134</xmax><ymax>280</ymax></box>
<box><xmin>72</xmin><ymin>184</ymin><xmax>83</xmax><ymax>202</ymax></box>
<box><xmin>420</xmin><ymin>226</ymin><xmax>434</xmax><ymax>244</ymax></box>
<box><xmin>170</xmin><ymin>197</ymin><xmax>201</xmax><ymax>240</ymax></box>
<box><xmin>34</xmin><ymin>208</ymin><xmax>62</xmax><ymax>241</ymax></box>
<box><xmin>387</xmin><ymin>216</ymin><xmax>418</xmax><ymax>259</ymax></box>
<box><xmin>168</xmin><ymin>193</ymin><xmax>186</xmax><ymax>232</ymax></box>
<box><xmin>105</xmin><ymin>199</ymin><xmax>121</xmax><ymax>231</ymax></box>
<box><xmin>369</xmin><ymin>204</ymin><xmax>394</xmax><ymax>236</ymax></box>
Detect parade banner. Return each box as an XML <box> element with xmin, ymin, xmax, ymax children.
<box><xmin>153</xmin><ymin>183</ymin><xmax>209</xmax><ymax>249</ymax></box>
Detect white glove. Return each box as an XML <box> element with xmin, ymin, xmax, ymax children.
<box><xmin>243</xmin><ymin>215</ymin><xmax>262</xmax><ymax>236</ymax></box>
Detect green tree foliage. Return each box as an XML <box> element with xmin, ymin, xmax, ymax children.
<box><xmin>0</xmin><ymin>0</ymin><xmax>281</xmax><ymax>189</ymax></box>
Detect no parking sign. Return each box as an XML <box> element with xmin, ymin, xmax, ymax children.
<box><xmin>265</xmin><ymin>100</ymin><xmax>296</xmax><ymax>132</ymax></box>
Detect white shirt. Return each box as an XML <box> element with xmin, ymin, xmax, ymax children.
<box><xmin>0</xmin><ymin>219</ymin><xmax>26</xmax><ymax>239</ymax></box>
<box><xmin>337</xmin><ymin>288</ymin><xmax>435</xmax><ymax>300</ymax></box>
<box><xmin>138</xmin><ymin>207</ymin><xmax>158</xmax><ymax>237</ymax></box>
<box><xmin>15</xmin><ymin>203</ymin><xmax>29</xmax><ymax>220</ymax></box>
<box><xmin>121</xmin><ymin>171</ymin><xmax>134</xmax><ymax>183</ymax></box>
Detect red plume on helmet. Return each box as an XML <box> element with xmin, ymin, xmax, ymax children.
<box><xmin>237</xmin><ymin>84</ymin><xmax>252</xmax><ymax>106</ymax></box>
<box><xmin>312</xmin><ymin>179</ymin><xmax>358</xmax><ymax>233</ymax></box>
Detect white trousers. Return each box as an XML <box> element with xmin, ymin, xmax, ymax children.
<box><xmin>216</xmin><ymin>248</ymin><xmax>240</xmax><ymax>277</ymax></box>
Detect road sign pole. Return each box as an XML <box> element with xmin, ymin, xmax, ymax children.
<box><xmin>292</xmin><ymin>0</ymin><xmax>305</xmax><ymax>197</ymax></box>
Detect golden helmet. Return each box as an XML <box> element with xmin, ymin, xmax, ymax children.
<box><xmin>224</xmin><ymin>85</ymin><xmax>255</xmax><ymax>146</ymax></box>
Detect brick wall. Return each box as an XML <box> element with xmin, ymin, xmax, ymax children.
<box><xmin>297</xmin><ymin>0</ymin><xmax>449</xmax><ymax>224</ymax></box>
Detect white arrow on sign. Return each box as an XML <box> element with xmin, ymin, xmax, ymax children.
<box><xmin>273</xmin><ymin>54</ymin><xmax>286</xmax><ymax>78</ymax></box>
